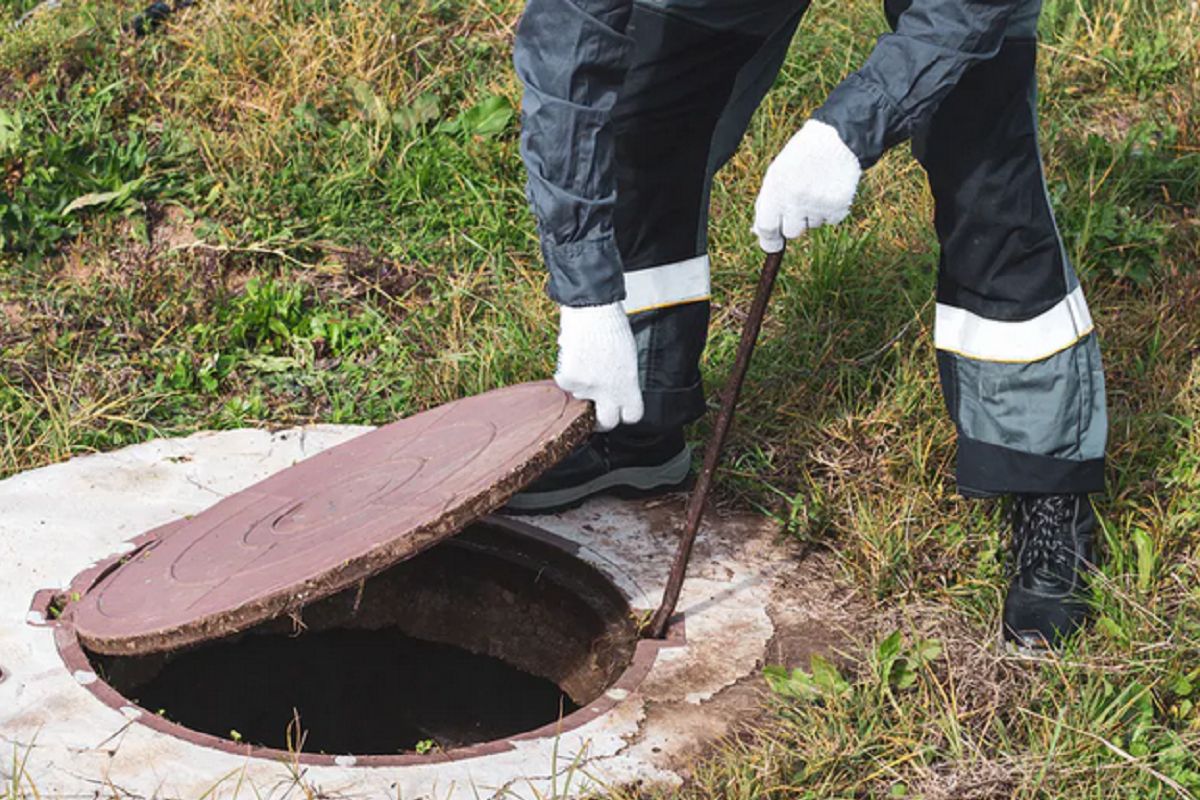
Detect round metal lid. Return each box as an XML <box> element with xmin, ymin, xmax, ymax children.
<box><xmin>72</xmin><ymin>381</ymin><xmax>592</xmax><ymax>656</ymax></box>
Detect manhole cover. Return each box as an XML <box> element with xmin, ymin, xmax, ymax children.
<box><xmin>72</xmin><ymin>381</ymin><xmax>592</xmax><ymax>656</ymax></box>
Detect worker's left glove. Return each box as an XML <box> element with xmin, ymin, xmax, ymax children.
<box><xmin>752</xmin><ymin>119</ymin><xmax>862</xmax><ymax>253</ymax></box>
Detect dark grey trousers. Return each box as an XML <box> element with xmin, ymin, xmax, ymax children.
<box><xmin>610</xmin><ymin>0</ymin><xmax>1107</xmax><ymax>496</ymax></box>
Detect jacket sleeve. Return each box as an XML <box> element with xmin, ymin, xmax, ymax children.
<box><xmin>513</xmin><ymin>0</ymin><xmax>634</xmax><ymax>307</ymax></box>
<box><xmin>812</xmin><ymin>0</ymin><xmax>1023</xmax><ymax>168</ymax></box>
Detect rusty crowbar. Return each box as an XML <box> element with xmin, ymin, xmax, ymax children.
<box><xmin>646</xmin><ymin>245</ymin><xmax>785</xmax><ymax>640</ymax></box>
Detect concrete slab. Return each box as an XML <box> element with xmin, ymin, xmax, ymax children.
<box><xmin>0</xmin><ymin>424</ymin><xmax>862</xmax><ymax>799</ymax></box>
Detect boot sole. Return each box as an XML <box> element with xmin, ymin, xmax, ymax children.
<box><xmin>1002</xmin><ymin>636</ymin><xmax>1054</xmax><ymax>658</ymax></box>
<box><xmin>502</xmin><ymin>447</ymin><xmax>693</xmax><ymax>515</ymax></box>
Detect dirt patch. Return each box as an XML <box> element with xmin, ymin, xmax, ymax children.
<box><xmin>763</xmin><ymin>554</ymin><xmax>868</xmax><ymax>670</ymax></box>
<box><xmin>151</xmin><ymin>205</ymin><xmax>200</xmax><ymax>251</ymax></box>
<box><xmin>305</xmin><ymin>244</ymin><xmax>431</xmax><ymax>321</ymax></box>
<box><xmin>638</xmin><ymin>679</ymin><xmax>770</xmax><ymax>782</ymax></box>
<box><xmin>627</xmin><ymin>545</ymin><xmax>875</xmax><ymax>780</ymax></box>
<box><xmin>1081</xmin><ymin>105</ymin><xmax>1138</xmax><ymax>143</ymax></box>
<box><xmin>52</xmin><ymin>204</ymin><xmax>200</xmax><ymax>290</ymax></box>
<box><xmin>57</xmin><ymin>241</ymin><xmax>113</xmax><ymax>286</ymax></box>
<box><xmin>1</xmin><ymin>302</ymin><xmax>25</xmax><ymax>330</ymax></box>
<box><xmin>911</xmin><ymin>757</ymin><xmax>1022</xmax><ymax>800</ymax></box>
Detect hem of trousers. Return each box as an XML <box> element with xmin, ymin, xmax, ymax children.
<box><xmin>956</xmin><ymin>436</ymin><xmax>1105</xmax><ymax>497</ymax></box>
<box><xmin>626</xmin><ymin>381</ymin><xmax>707</xmax><ymax>435</ymax></box>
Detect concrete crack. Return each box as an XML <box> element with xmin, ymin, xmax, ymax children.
<box><xmin>184</xmin><ymin>473</ymin><xmax>227</xmax><ymax>498</ymax></box>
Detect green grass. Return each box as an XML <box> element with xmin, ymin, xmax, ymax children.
<box><xmin>2</xmin><ymin>0</ymin><xmax>1199</xmax><ymax>797</ymax></box>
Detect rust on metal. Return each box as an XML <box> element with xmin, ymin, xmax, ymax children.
<box><xmin>71</xmin><ymin>381</ymin><xmax>593</xmax><ymax>656</ymax></box>
<box><xmin>647</xmin><ymin>248</ymin><xmax>785</xmax><ymax>639</ymax></box>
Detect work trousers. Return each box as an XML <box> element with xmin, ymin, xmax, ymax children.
<box><xmin>612</xmin><ymin>0</ymin><xmax>1107</xmax><ymax>496</ymax></box>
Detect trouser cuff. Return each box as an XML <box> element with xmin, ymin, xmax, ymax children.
<box><xmin>625</xmin><ymin>382</ymin><xmax>706</xmax><ymax>436</ymax></box>
<box><xmin>956</xmin><ymin>436</ymin><xmax>1106</xmax><ymax>497</ymax></box>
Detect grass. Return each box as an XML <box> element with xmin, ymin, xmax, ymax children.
<box><xmin>1</xmin><ymin>0</ymin><xmax>1199</xmax><ymax>797</ymax></box>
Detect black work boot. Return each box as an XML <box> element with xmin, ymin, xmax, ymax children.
<box><xmin>1003</xmin><ymin>493</ymin><xmax>1097</xmax><ymax>653</ymax></box>
<box><xmin>503</xmin><ymin>429</ymin><xmax>691</xmax><ymax>514</ymax></box>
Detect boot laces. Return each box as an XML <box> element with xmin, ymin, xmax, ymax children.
<box><xmin>1012</xmin><ymin>494</ymin><xmax>1077</xmax><ymax>579</ymax></box>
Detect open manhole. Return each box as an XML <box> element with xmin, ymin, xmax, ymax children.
<box><xmin>76</xmin><ymin>518</ymin><xmax>640</xmax><ymax>758</ymax></box>
<box><xmin>37</xmin><ymin>382</ymin><xmax>663</xmax><ymax>764</ymax></box>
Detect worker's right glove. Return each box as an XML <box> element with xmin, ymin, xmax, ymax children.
<box><xmin>555</xmin><ymin>302</ymin><xmax>644</xmax><ymax>432</ymax></box>
<box><xmin>752</xmin><ymin>119</ymin><xmax>862</xmax><ymax>253</ymax></box>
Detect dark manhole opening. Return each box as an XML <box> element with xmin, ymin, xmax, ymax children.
<box><xmin>85</xmin><ymin>521</ymin><xmax>638</xmax><ymax>756</ymax></box>
<box><xmin>107</xmin><ymin>628</ymin><xmax>580</xmax><ymax>754</ymax></box>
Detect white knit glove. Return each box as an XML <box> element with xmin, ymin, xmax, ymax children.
<box><xmin>752</xmin><ymin>119</ymin><xmax>863</xmax><ymax>253</ymax></box>
<box><xmin>555</xmin><ymin>302</ymin><xmax>644</xmax><ymax>431</ymax></box>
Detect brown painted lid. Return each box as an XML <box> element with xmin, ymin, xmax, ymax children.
<box><xmin>73</xmin><ymin>381</ymin><xmax>592</xmax><ymax>656</ymax></box>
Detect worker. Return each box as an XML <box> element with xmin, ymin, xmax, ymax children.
<box><xmin>505</xmin><ymin>0</ymin><xmax>1108</xmax><ymax>652</ymax></box>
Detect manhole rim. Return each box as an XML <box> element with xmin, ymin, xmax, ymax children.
<box><xmin>41</xmin><ymin>516</ymin><xmax>685</xmax><ymax>768</ymax></box>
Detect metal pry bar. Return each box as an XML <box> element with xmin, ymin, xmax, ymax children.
<box><xmin>646</xmin><ymin>246</ymin><xmax>785</xmax><ymax>640</ymax></box>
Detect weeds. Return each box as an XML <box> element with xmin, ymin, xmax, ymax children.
<box><xmin>2</xmin><ymin>742</ymin><xmax>38</xmax><ymax>800</ymax></box>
